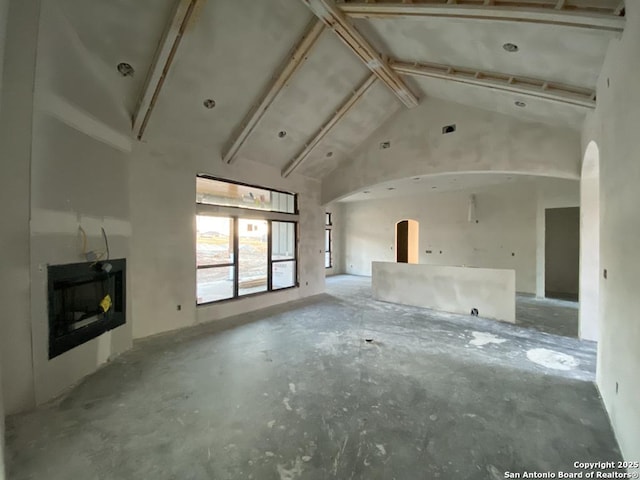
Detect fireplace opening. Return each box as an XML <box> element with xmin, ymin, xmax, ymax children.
<box><xmin>48</xmin><ymin>259</ymin><xmax>126</xmax><ymax>359</ymax></box>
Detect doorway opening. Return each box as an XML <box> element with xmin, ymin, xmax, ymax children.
<box><xmin>545</xmin><ymin>207</ymin><xmax>580</xmax><ymax>300</ymax></box>
<box><xmin>395</xmin><ymin>219</ymin><xmax>419</xmax><ymax>264</ymax></box>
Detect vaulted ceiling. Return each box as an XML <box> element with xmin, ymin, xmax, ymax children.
<box><xmin>57</xmin><ymin>0</ymin><xmax>625</xmax><ymax>180</ymax></box>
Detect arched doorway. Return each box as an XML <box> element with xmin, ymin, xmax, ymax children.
<box><xmin>579</xmin><ymin>141</ymin><xmax>600</xmax><ymax>341</ymax></box>
<box><xmin>395</xmin><ymin>219</ymin><xmax>419</xmax><ymax>264</ymax></box>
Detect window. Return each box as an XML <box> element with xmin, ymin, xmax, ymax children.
<box><xmin>196</xmin><ymin>176</ymin><xmax>298</xmax><ymax>305</ymax></box>
<box><xmin>325</xmin><ymin>212</ymin><xmax>332</xmax><ymax>269</ymax></box>
<box><xmin>196</xmin><ymin>176</ymin><xmax>296</xmax><ymax>213</ymax></box>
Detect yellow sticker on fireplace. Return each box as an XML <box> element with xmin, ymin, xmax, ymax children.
<box><xmin>100</xmin><ymin>294</ymin><xmax>112</xmax><ymax>313</ymax></box>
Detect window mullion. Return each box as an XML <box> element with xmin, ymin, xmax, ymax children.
<box><xmin>233</xmin><ymin>216</ymin><xmax>239</xmax><ymax>298</ymax></box>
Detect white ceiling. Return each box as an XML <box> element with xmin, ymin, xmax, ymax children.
<box><xmin>55</xmin><ymin>0</ymin><xmax>622</xmax><ymax>180</ymax></box>
<box><xmin>340</xmin><ymin>172</ymin><xmax>579</xmax><ymax>202</ymax></box>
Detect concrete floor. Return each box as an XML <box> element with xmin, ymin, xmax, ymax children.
<box><xmin>6</xmin><ymin>275</ymin><xmax>620</xmax><ymax>480</ymax></box>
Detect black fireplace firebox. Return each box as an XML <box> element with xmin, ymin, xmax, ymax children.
<box><xmin>48</xmin><ymin>259</ymin><xmax>126</xmax><ymax>359</ymax></box>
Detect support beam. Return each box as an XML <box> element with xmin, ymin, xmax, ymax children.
<box><xmin>133</xmin><ymin>0</ymin><xmax>200</xmax><ymax>140</ymax></box>
<box><xmin>339</xmin><ymin>2</ymin><xmax>625</xmax><ymax>33</ymax></box>
<box><xmin>614</xmin><ymin>1</ymin><xmax>625</xmax><ymax>16</ymax></box>
<box><xmin>300</xmin><ymin>0</ymin><xmax>419</xmax><ymax>108</ymax></box>
<box><xmin>282</xmin><ymin>74</ymin><xmax>377</xmax><ymax>178</ymax></box>
<box><xmin>391</xmin><ymin>60</ymin><xmax>595</xmax><ymax>109</ymax></box>
<box><xmin>222</xmin><ymin>20</ymin><xmax>325</xmax><ymax>165</ymax></box>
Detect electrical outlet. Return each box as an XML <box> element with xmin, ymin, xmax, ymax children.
<box><xmin>616</xmin><ymin>382</ymin><xmax>619</xmax><ymax>394</ymax></box>
<box><xmin>604</xmin><ymin>269</ymin><xmax>608</xmax><ymax>279</ymax></box>
<box><xmin>177</xmin><ymin>305</ymin><xmax>182</xmax><ymax>311</ymax></box>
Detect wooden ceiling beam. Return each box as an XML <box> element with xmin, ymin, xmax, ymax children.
<box><xmin>392</xmin><ymin>60</ymin><xmax>596</xmax><ymax>108</ymax></box>
<box><xmin>300</xmin><ymin>0</ymin><xmax>419</xmax><ymax>108</ymax></box>
<box><xmin>339</xmin><ymin>2</ymin><xmax>625</xmax><ymax>33</ymax></box>
<box><xmin>282</xmin><ymin>74</ymin><xmax>378</xmax><ymax>178</ymax></box>
<box><xmin>133</xmin><ymin>0</ymin><xmax>200</xmax><ymax>141</ymax></box>
<box><xmin>222</xmin><ymin>19</ymin><xmax>326</xmax><ymax>165</ymax></box>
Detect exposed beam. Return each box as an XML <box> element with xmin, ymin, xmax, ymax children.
<box><xmin>282</xmin><ymin>74</ymin><xmax>377</xmax><ymax>178</ymax></box>
<box><xmin>300</xmin><ymin>0</ymin><xmax>419</xmax><ymax>108</ymax></box>
<box><xmin>391</xmin><ymin>60</ymin><xmax>595</xmax><ymax>109</ymax></box>
<box><xmin>614</xmin><ymin>1</ymin><xmax>625</xmax><ymax>16</ymax></box>
<box><xmin>339</xmin><ymin>2</ymin><xmax>625</xmax><ymax>33</ymax></box>
<box><xmin>133</xmin><ymin>0</ymin><xmax>200</xmax><ymax>140</ymax></box>
<box><xmin>222</xmin><ymin>19</ymin><xmax>326</xmax><ymax>165</ymax></box>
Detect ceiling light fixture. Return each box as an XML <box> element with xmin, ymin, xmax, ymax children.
<box><xmin>117</xmin><ymin>62</ymin><xmax>134</xmax><ymax>77</ymax></box>
<box><xmin>278</xmin><ymin>130</ymin><xmax>287</xmax><ymax>138</ymax></box>
<box><xmin>203</xmin><ymin>99</ymin><xmax>216</xmax><ymax>109</ymax></box>
<box><xmin>326</xmin><ymin>151</ymin><xmax>333</xmax><ymax>158</ymax></box>
<box><xmin>363</xmin><ymin>190</ymin><xmax>370</xmax><ymax>194</ymax></box>
<box><xmin>503</xmin><ymin>43</ymin><xmax>519</xmax><ymax>53</ymax></box>
<box><xmin>515</xmin><ymin>101</ymin><xmax>527</xmax><ymax>107</ymax></box>
<box><xmin>380</xmin><ymin>141</ymin><xmax>391</xmax><ymax>149</ymax></box>
<box><xmin>413</xmin><ymin>177</ymin><xmax>420</xmax><ymax>181</ymax></box>
<box><xmin>387</xmin><ymin>187</ymin><xmax>395</xmax><ymax>191</ymax></box>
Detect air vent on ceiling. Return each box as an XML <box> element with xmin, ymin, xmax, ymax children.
<box><xmin>442</xmin><ymin>124</ymin><xmax>456</xmax><ymax>134</ymax></box>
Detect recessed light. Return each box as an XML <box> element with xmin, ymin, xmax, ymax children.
<box><xmin>380</xmin><ymin>141</ymin><xmax>391</xmax><ymax>149</ymax></box>
<box><xmin>413</xmin><ymin>177</ymin><xmax>420</xmax><ymax>181</ymax></box>
<box><xmin>442</xmin><ymin>124</ymin><xmax>456</xmax><ymax>134</ymax></box>
<box><xmin>387</xmin><ymin>187</ymin><xmax>395</xmax><ymax>191</ymax></box>
<box><xmin>363</xmin><ymin>190</ymin><xmax>370</xmax><ymax>194</ymax></box>
<box><xmin>278</xmin><ymin>130</ymin><xmax>287</xmax><ymax>138</ymax></box>
<box><xmin>432</xmin><ymin>186</ymin><xmax>437</xmax><ymax>189</ymax></box>
<box><xmin>503</xmin><ymin>43</ymin><xmax>519</xmax><ymax>53</ymax></box>
<box><xmin>117</xmin><ymin>62</ymin><xmax>134</xmax><ymax>77</ymax></box>
<box><xmin>515</xmin><ymin>101</ymin><xmax>527</xmax><ymax>107</ymax></box>
<box><xmin>326</xmin><ymin>151</ymin><xmax>333</xmax><ymax>158</ymax></box>
<box><xmin>203</xmin><ymin>99</ymin><xmax>216</xmax><ymax>109</ymax></box>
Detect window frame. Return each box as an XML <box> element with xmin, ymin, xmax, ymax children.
<box><xmin>196</xmin><ymin>177</ymin><xmax>299</xmax><ymax>306</ymax></box>
<box><xmin>325</xmin><ymin>211</ymin><xmax>333</xmax><ymax>269</ymax></box>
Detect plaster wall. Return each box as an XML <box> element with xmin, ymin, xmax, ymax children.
<box><xmin>544</xmin><ymin>207</ymin><xmax>580</xmax><ymax>298</ymax></box>
<box><xmin>129</xmin><ymin>139</ymin><xmax>325</xmax><ymax>339</ymax></box>
<box><xmin>342</xmin><ymin>180</ymin><xmax>579</xmax><ymax>294</ymax></box>
<box><xmin>1</xmin><ymin>0</ymin><xmax>135</xmax><ymax>413</ymax></box>
<box><xmin>581</xmin><ymin>3</ymin><xmax>640</xmax><ymax>460</ymax></box>
<box><xmin>0</xmin><ymin>0</ymin><xmax>10</xmax><ymax>475</ymax></box>
<box><xmin>0</xmin><ymin>0</ymin><xmax>39</xmax><ymax>415</ymax></box>
<box><xmin>28</xmin><ymin>0</ymin><xmax>133</xmax><ymax>408</ymax></box>
<box><xmin>372</xmin><ymin>262</ymin><xmax>516</xmax><ymax>323</ymax></box>
<box><xmin>579</xmin><ymin>142</ymin><xmax>600</xmax><ymax>341</ymax></box>
<box><xmin>321</xmin><ymin>97</ymin><xmax>581</xmax><ymax>204</ymax></box>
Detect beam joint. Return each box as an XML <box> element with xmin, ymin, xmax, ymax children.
<box><xmin>301</xmin><ymin>0</ymin><xmax>419</xmax><ymax>107</ymax></box>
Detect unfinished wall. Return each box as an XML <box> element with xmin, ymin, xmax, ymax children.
<box><xmin>321</xmin><ymin>97</ymin><xmax>581</xmax><ymax>204</ymax></box>
<box><xmin>129</xmin><ymin>140</ymin><xmax>325</xmax><ymax>339</ymax></box>
<box><xmin>0</xmin><ymin>0</ymin><xmax>39</xmax><ymax>415</ymax></box>
<box><xmin>579</xmin><ymin>141</ymin><xmax>600</xmax><ymax>341</ymax></box>
<box><xmin>545</xmin><ymin>207</ymin><xmax>580</xmax><ymax>299</ymax></box>
<box><xmin>0</xmin><ymin>0</ymin><xmax>10</xmax><ymax>474</ymax></box>
<box><xmin>0</xmin><ymin>0</ymin><xmax>135</xmax><ymax>413</ymax></box>
<box><xmin>582</xmin><ymin>3</ymin><xmax>640</xmax><ymax>460</ymax></box>
<box><xmin>342</xmin><ymin>178</ymin><xmax>577</xmax><ymax>294</ymax></box>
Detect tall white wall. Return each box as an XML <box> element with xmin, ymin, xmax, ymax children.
<box><xmin>579</xmin><ymin>142</ymin><xmax>600</xmax><ymax>341</ymax></box>
<box><xmin>582</xmin><ymin>3</ymin><xmax>640</xmax><ymax>460</ymax></box>
<box><xmin>0</xmin><ymin>0</ymin><xmax>39</xmax><ymax>415</ymax></box>
<box><xmin>129</xmin><ymin>140</ymin><xmax>325</xmax><ymax>339</ymax></box>
<box><xmin>341</xmin><ymin>178</ymin><xmax>578</xmax><ymax>295</ymax></box>
<box><xmin>322</xmin><ymin>97</ymin><xmax>581</xmax><ymax>204</ymax></box>
<box><xmin>0</xmin><ymin>0</ymin><xmax>10</xmax><ymax>475</ymax></box>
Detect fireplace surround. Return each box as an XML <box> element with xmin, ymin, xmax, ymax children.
<box><xmin>47</xmin><ymin>259</ymin><xmax>126</xmax><ymax>359</ymax></box>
